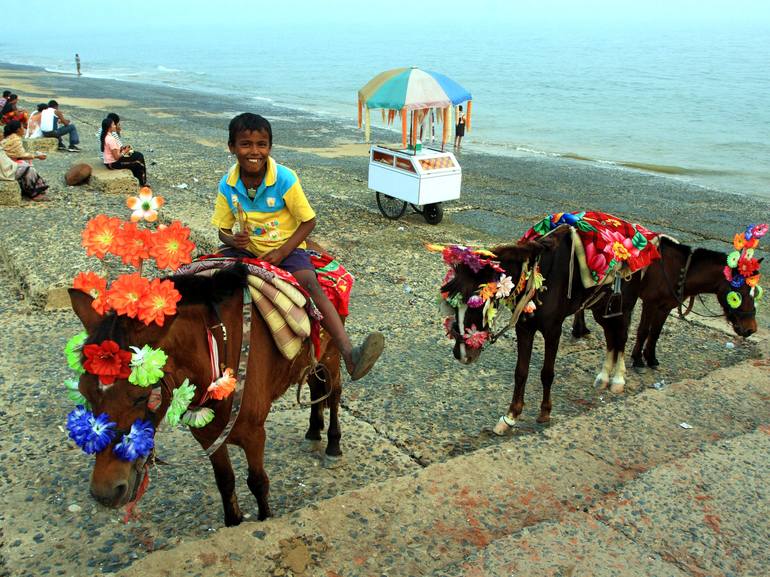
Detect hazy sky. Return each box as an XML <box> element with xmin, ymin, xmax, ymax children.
<box><xmin>16</xmin><ymin>0</ymin><xmax>770</xmax><ymax>30</ymax></box>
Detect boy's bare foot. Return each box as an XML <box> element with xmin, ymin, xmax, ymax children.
<box><xmin>348</xmin><ymin>332</ymin><xmax>385</xmax><ymax>381</ymax></box>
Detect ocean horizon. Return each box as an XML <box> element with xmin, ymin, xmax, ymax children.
<box><xmin>2</xmin><ymin>19</ymin><xmax>769</xmax><ymax>198</ymax></box>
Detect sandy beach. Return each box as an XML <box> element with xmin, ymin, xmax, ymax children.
<box><xmin>1</xmin><ymin>62</ymin><xmax>769</xmax><ymax>576</ymax></box>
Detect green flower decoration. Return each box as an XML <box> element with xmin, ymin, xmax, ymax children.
<box><xmin>631</xmin><ymin>231</ymin><xmax>648</xmax><ymax>251</ymax></box>
<box><xmin>64</xmin><ymin>378</ymin><xmax>89</xmax><ymax>408</ymax></box>
<box><xmin>754</xmin><ymin>285</ymin><xmax>764</xmax><ymax>302</ymax></box>
<box><xmin>446</xmin><ymin>293</ymin><xmax>463</xmax><ymax>308</ymax></box>
<box><xmin>726</xmin><ymin>291</ymin><xmax>742</xmax><ymax>309</ymax></box>
<box><xmin>575</xmin><ymin>219</ymin><xmax>598</xmax><ymax>233</ymax></box>
<box><xmin>532</xmin><ymin>217</ymin><xmax>552</xmax><ymax>236</ymax></box>
<box><xmin>129</xmin><ymin>345</ymin><xmax>168</xmax><ymax>387</ymax></box>
<box><xmin>181</xmin><ymin>407</ymin><xmax>215</xmax><ymax>428</ymax></box>
<box><xmin>65</xmin><ymin>331</ymin><xmax>88</xmax><ymax>374</ymax></box>
<box><xmin>165</xmin><ymin>379</ymin><xmax>196</xmax><ymax>427</ymax></box>
<box><xmin>726</xmin><ymin>251</ymin><xmax>741</xmax><ymax>268</ymax></box>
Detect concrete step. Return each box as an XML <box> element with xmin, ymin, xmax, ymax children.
<box><xmin>114</xmin><ymin>356</ymin><xmax>770</xmax><ymax>577</ymax></box>
<box><xmin>0</xmin><ymin>179</ymin><xmax>21</xmax><ymax>206</ymax></box>
<box><xmin>23</xmin><ymin>137</ymin><xmax>59</xmax><ymax>152</ymax></box>
<box><xmin>90</xmin><ymin>164</ymin><xmax>138</xmax><ymax>195</ymax></box>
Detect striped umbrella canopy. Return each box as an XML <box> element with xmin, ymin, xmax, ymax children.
<box><xmin>357</xmin><ymin>67</ymin><xmax>472</xmax><ymax>149</ymax></box>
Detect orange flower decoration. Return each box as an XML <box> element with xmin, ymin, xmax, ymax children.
<box><xmin>148</xmin><ymin>221</ymin><xmax>195</xmax><ymax>271</ymax></box>
<box><xmin>112</xmin><ymin>222</ymin><xmax>151</xmax><ymax>268</ymax></box>
<box><xmin>746</xmin><ymin>274</ymin><xmax>761</xmax><ymax>288</ymax></box>
<box><xmin>82</xmin><ymin>215</ymin><xmax>122</xmax><ymax>259</ymax></box>
<box><xmin>73</xmin><ymin>271</ymin><xmax>107</xmax><ymax>299</ymax></box>
<box><xmin>478</xmin><ymin>282</ymin><xmax>498</xmax><ymax>302</ymax></box>
<box><xmin>106</xmin><ymin>273</ymin><xmax>150</xmax><ymax>318</ymax></box>
<box><xmin>733</xmin><ymin>233</ymin><xmax>746</xmax><ymax>251</ymax></box>
<box><xmin>207</xmin><ymin>368</ymin><xmax>237</xmax><ymax>400</ymax></box>
<box><xmin>137</xmin><ymin>278</ymin><xmax>181</xmax><ymax>326</ymax></box>
<box><xmin>83</xmin><ymin>340</ymin><xmax>132</xmax><ymax>385</ymax></box>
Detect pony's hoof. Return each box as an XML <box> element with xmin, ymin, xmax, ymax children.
<box><xmin>492</xmin><ymin>414</ymin><xmax>515</xmax><ymax>436</ymax></box>
<box><xmin>323</xmin><ymin>454</ymin><xmax>345</xmax><ymax>469</ymax></box>
<box><xmin>303</xmin><ymin>438</ymin><xmax>323</xmax><ymax>453</ymax></box>
<box><xmin>536</xmin><ymin>414</ymin><xmax>551</xmax><ymax>424</ymax></box>
<box><xmin>633</xmin><ymin>365</ymin><xmax>647</xmax><ymax>374</ymax></box>
<box><xmin>593</xmin><ymin>375</ymin><xmax>609</xmax><ymax>390</ymax></box>
<box><xmin>609</xmin><ymin>380</ymin><xmax>625</xmax><ymax>394</ymax></box>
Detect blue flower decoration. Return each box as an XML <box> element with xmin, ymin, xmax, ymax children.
<box><xmin>745</xmin><ymin>224</ymin><xmax>755</xmax><ymax>240</ymax></box>
<box><xmin>730</xmin><ymin>274</ymin><xmax>745</xmax><ymax>288</ymax></box>
<box><xmin>67</xmin><ymin>407</ymin><xmax>116</xmax><ymax>455</ymax></box>
<box><xmin>114</xmin><ymin>419</ymin><xmax>155</xmax><ymax>461</ymax></box>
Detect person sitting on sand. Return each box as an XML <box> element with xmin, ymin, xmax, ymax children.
<box><xmin>100</xmin><ymin>117</ymin><xmax>147</xmax><ymax>186</ymax></box>
<box><xmin>1</xmin><ymin>95</ymin><xmax>29</xmax><ymax>128</ymax></box>
<box><xmin>98</xmin><ymin>112</ymin><xmax>123</xmax><ymax>160</ymax></box>
<box><xmin>40</xmin><ymin>100</ymin><xmax>81</xmax><ymax>152</ymax></box>
<box><xmin>25</xmin><ymin>103</ymin><xmax>47</xmax><ymax>139</ymax></box>
<box><xmin>0</xmin><ymin>91</ymin><xmax>10</xmax><ymax>110</ymax></box>
<box><xmin>211</xmin><ymin>112</ymin><xmax>385</xmax><ymax>381</ymax></box>
<box><xmin>1</xmin><ymin>120</ymin><xmax>49</xmax><ymax>200</ymax></box>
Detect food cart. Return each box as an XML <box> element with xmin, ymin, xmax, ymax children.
<box><xmin>368</xmin><ymin>145</ymin><xmax>461</xmax><ymax>224</ymax></box>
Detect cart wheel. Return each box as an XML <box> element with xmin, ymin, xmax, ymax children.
<box><xmin>376</xmin><ymin>192</ymin><xmax>407</xmax><ymax>220</ymax></box>
<box><xmin>423</xmin><ymin>203</ymin><xmax>444</xmax><ymax>225</ymax></box>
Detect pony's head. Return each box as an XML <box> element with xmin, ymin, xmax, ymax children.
<box><xmin>438</xmin><ymin>227</ymin><xmax>567</xmax><ymax>364</ymax></box>
<box><xmin>66</xmin><ymin>266</ymin><xmax>247</xmax><ymax>508</ymax></box>
<box><xmin>716</xmin><ymin>224</ymin><xmax>766</xmax><ymax>338</ymax></box>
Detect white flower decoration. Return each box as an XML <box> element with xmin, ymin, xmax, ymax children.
<box><xmin>496</xmin><ymin>274</ymin><xmax>514</xmax><ymax>299</ymax></box>
<box><xmin>127</xmin><ymin>187</ymin><xmax>165</xmax><ymax>223</ymax></box>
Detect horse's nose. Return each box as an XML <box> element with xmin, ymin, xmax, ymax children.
<box><xmin>91</xmin><ymin>481</ymin><xmax>128</xmax><ymax>508</ymax></box>
<box><xmin>734</xmin><ymin>320</ymin><xmax>757</xmax><ymax>338</ymax></box>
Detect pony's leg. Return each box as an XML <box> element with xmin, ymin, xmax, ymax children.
<box><xmin>493</xmin><ymin>324</ymin><xmax>535</xmax><ymax>435</ymax></box>
<box><xmin>643</xmin><ymin>307</ymin><xmax>671</xmax><ymax>368</ymax></box>
<box><xmin>592</xmin><ymin>309</ymin><xmax>616</xmax><ymax>391</ymax></box>
<box><xmin>571</xmin><ymin>310</ymin><xmax>591</xmax><ymax>338</ymax></box>
<box><xmin>208</xmin><ymin>445</ymin><xmax>243</xmax><ymax>527</ymax></box>
<box><xmin>324</xmin><ymin>362</ymin><xmax>344</xmax><ymax>468</ymax></box>
<box><xmin>537</xmin><ymin>327</ymin><xmax>562</xmax><ymax>423</ymax></box>
<box><xmin>304</xmin><ymin>370</ymin><xmax>325</xmax><ymax>449</ymax></box>
<box><xmin>631</xmin><ymin>304</ymin><xmax>652</xmax><ymax>369</ymax></box>
<box><xmin>243</xmin><ymin>424</ymin><xmax>272</xmax><ymax>520</ymax></box>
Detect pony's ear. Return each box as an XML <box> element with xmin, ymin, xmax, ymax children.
<box><xmin>68</xmin><ymin>289</ymin><xmax>102</xmax><ymax>333</ymax></box>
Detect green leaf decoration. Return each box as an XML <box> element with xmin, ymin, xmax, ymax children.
<box><xmin>181</xmin><ymin>407</ymin><xmax>215</xmax><ymax>428</ymax></box>
<box><xmin>64</xmin><ymin>378</ymin><xmax>89</xmax><ymax>408</ymax></box>
<box><xmin>532</xmin><ymin>217</ymin><xmax>552</xmax><ymax>237</ymax></box>
<box><xmin>576</xmin><ymin>220</ymin><xmax>598</xmax><ymax>233</ymax></box>
<box><xmin>631</xmin><ymin>231</ymin><xmax>648</xmax><ymax>251</ymax></box>
<box><xmin>165</xmin><ymin>379</ymin><xmax>196</xmax><ymax>427</ymax></box>
<box><xmin>446</xmin><ymin>293</ymin><xmax>463</xmax><ymax>308</ymax></box>
<box><xmin>64</xmin><ymin>331</ymin><xmax>88</xmax><ymax>375</ymax></box>
<box><xmin>129</xmin><ymin>345</ymin><xmax>168</xmax><ymax>387</ymax></box>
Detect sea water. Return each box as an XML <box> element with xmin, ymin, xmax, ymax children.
<box><xmin>2</xmin><ymin>20</ymin><xmax>769</xmax><ymax>197</ymax></box>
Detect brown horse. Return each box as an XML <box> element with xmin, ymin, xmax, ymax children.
<box><xmin>69</xmin><ymin>265</ymin><xmax>341</xmax><ymax>526</ymax></box>
<box><xmin>442</xmin><ymin>226</ymin><xmax>640</xmax><ymax>435</ymax></box>
<box><xmin>572</xmin><ymin>236</ymin><xmax>758</xmax><ymax>368</ymax></box>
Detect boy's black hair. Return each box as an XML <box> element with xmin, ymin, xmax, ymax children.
<box><xmin>2</xmin><ymin>90</ymin><xmax>10</xmax><ymax>98</ymax></box>
<box><xmin>3</xmin><ymin>120</ymin><xmax>21</xmax><ymax>137</ymax></box>
<box><xmin>37</xmin><ymin>103</ymin><xmax>48</xmax><ymax>112</ymax></box>
<box><xmin>48</xmin><ymin>100</ymin><xmax>59</xmax><ymax>108</ymax></box>
<box><xmin>228</xmin><ymin>113</ymin><xmax>272</xmax><ymax>146</ymax></box>
<box><xmin>107</xmin><ymin>112</ymin><xmax>120</xmax><ymax>124</ymax></box>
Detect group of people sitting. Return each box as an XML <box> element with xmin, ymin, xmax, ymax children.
<box><xmin>0</xmin><ymin>88</ymin><xmax>148</xmax><ymax>201</ymax></box>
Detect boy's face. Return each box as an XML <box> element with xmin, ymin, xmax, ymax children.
<box><xmin>229</xmin><ymin>129</ymin><xmax>272</xmax><ymax>178</ymax></box>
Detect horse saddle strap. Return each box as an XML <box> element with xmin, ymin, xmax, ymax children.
<box><xmin>203</xmin><ymin>376</ymin><xmax>245</xmax><ymax>458</ymax></box>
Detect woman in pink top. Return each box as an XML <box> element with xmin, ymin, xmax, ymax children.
<box><xmin>100</xmin><ymin>117</ymin><xmax>147</xmax><ymax>186</ymax></box>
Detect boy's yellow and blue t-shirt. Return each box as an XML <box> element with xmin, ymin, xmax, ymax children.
<box><xmin>211</xmin><ymin>157</ymin><xmax>316</xmax><ymax>257</ymax></box>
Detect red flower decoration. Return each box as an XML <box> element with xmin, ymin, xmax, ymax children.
<box><xmin>83</xmin><ymin>340</ymin><xmax>131</xmax><ymax>385</ymax></box>
<box><xmin>148</xmin><ymin>221</ymin><xmax>195</xmax><ymax>271</ymax></box>
<box><xmin>737</xmin><ymin>256</ymin><xmax>760</xmax><ymax>278</ymax></box>
<box><xmin>112</xmin><ymin>222</ymin><xmax>151</xmax><ymax>268</ymax></box>
<box><xmin>137</xmin><ymin>278</ymin><xmax>181</xmax><ymax>326</ymax></box>
<box><xmin>82</xmin><ymin>215</ymin><xmax>122</xmax><ymax>259</ymax></box>
<box><xmin>73</xmin><ymin>271</ymin><xmax>107</xmax><ymax>299</ymax></box>
<box><xmin>106</xmin><ymin>273</ymin><xmax>150</xmax><ymax>318</ymax></box>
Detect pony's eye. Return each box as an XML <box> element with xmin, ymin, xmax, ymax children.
<box><xmin>132</xmin><ymin>395</ymin><xmax>150</xmax><ymax>407</ymax></box>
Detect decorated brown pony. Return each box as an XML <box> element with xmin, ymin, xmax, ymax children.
<box><xmin>434</xmin><ymin>211</ymin><xmax>666</xmax><ymax>434</ymax></box>
<box><xmin>572</xmin><ymin>225</ymin><xmax>763</xmax><ymax>368</ymax></box>
<box><xmin>64</xmin><ymin>187</ymin><xmax>343</xmax><ymax>526</ymax></box>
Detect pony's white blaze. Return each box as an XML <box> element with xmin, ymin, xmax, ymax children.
<box><xmin>457</xmin><ymin>304</ymin><xmax>469</xmax><ymax>363</ymax></box>
<box><xmin>594</xmin><ymin>349</ymin><xmax>614</xmax><ymax>390</ymax></box>
<box><xmin>609</xmin><ymin>351</ymin><xmax>626</xmax><ymax>394</ymax></box>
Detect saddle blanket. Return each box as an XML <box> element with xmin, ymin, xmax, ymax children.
<box><xmin>178</xmin><ymin>253</ymin><xmax>354</xmax><ymax>360</ymax></box>
<box><xmin>521</xmin><ymin>211</ymin><xmax>660</xmax><ymax>287</ymax></box>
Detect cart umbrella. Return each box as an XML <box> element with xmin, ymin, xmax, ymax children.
<box><xmin>358</xmin><ymin>67</ymin><xmax>472</xmax><ymax>149</ymax></box>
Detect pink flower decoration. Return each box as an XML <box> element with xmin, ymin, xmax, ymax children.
<box><xmin>467</xmin><ymin>295</ymin><xmax>484</xmax><ymax>308</ymax></box>
<box><xmin>723</xmin><ymin>266</ymin><xmax>734</xmax><ymax>282</ymax></box>
<box><xmin>463</xmin><ymin>325</ymin><xmax>488</xmax><ymax>349</ymax></box>
<box><xmin>752</xmin><ymin>223</ymin><xmax>768</xmax><ymax>239</ymax></box>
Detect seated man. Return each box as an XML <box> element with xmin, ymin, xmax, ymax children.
<box><xmin>40</xmin><ymin>99</ymin><xmax>80</xmax><ymax>152</ymax></box>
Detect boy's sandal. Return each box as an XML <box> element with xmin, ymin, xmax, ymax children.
<box><xmin>31</xmin><ymin>194</ymin><xmax>50</xmax><ymax>202</ymax></box>
<box><xmin>350</xmin><ymin>332</ymin><xmax>385</xmax><ymax>381</ymax></box>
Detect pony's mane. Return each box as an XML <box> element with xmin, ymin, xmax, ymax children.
<box><xmin>660</xmin><ymin>235</ymin><xmax>725</xmax><ymax>266</ymax></box>
<box><xmin>85</xmin><ymin>265</ymin><xmax>248</xmax><ymax>347</ymax></box>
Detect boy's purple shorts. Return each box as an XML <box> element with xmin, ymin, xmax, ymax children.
<box><xmin>217</xmin><ymin>246</ymin><xmax>314</xmax><ymax>274</ymax></box>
